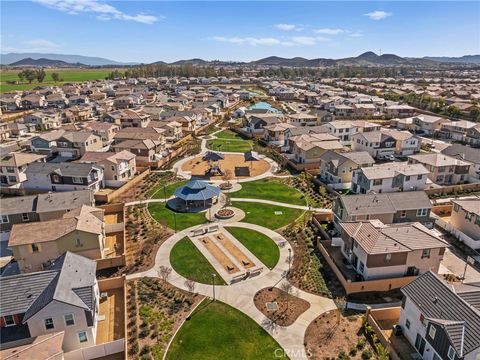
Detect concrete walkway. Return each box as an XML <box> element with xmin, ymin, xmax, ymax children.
<box><xmin>231</xmin><ymin>198</ymin><xmax>332</xmax><ymax>213</ymax></box>
<box><xmin>127</xmin><ymin>222</ymin><xmax>336</xmax><ymax>357</ymax></box>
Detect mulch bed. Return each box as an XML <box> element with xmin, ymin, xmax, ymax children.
<box><xmin>253</xmin><ymin>287</ymin><xmax>310</xmax><ymax>326</ymax></box>
<box><xmin>304</xmin><ymin>311</ymin><xmax>374</xmax><ymax>359</ymax></box>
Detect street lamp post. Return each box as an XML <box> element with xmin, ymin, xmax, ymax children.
<box><xmin>211</xmin><ymin>273</ymin><xmax>216</xmax><ymax>301</ymax></box>
<box><xmin>173</xmin><ymin>211</ymin><xmax>177</xmax><ymax>233</ymax></box>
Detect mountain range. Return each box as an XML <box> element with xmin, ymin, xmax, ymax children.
<box><xmin>2</xmin><ymin>51</ymin><xmax>480</xmax><ymax>67</ymax></box>
<box><xmin>8</xmin><ymin>57</ymin><xmax>86</xmax><ymax>67</ymax></box>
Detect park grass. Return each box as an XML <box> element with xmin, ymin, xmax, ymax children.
<box><xmin>232</xmin><ymin>201</ymin><xmax>304</xmax><ymax>230</ymax></box>
<box><xmin>233</xmin><ymin>178</ymin><xmax>306</xmax><ymax>206</ymax></box>
<box><xmin>150</xmin><ymin>180</ymin><xmax>189</xmax><ymax>199</ymax></box>
<box><xmin>166</xmin><ymin>299</ymin><xmax>288</xmax><ymax>360</ymax></box>
<box><xmin>0</xmin><ymin>69</ymin><xmax>116</xmax><ymax>92</ymax></box>
<box><xmin>214</xmin><ymin>129</ymin><xmax>245</xmax><ymax>140</ymax></box>
<box><xmin>206</xmin><ymin>138</ymin><xmax>253</xmax><ymax>153</ymax></box>
<box><xmin>225</xmin><ymin>227</ymin><xmax>279</xmax><ymax>269</ymax></box>
<box><xmin>170</xmin><ymin>237</ymin><xmax>226</xmax><ymax>285</ymax></box>
<box><xmin>148</xmin><ymin>203</ymin><xmax>207</xmax><ymax>231</ymax></box>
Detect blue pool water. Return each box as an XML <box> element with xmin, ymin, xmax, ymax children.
<box><xmin>248</xmin><ymin>102</ymin><xmax>281</xmax><ymax>113</ymax></box>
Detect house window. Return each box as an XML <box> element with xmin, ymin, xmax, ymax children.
<box><xmin>78</xmin><ymin>331</ymin><xmax>88</xmax><ymax>343</ymax></box>
<box><xmin>416</xmin><ymin>208</ymin><xmax>428</xmax><ymax>217</ymax></box>
<box><xmin>75</xmin><ymin>238</ymin><xmax>83</xmax><ymax>247</ymax></box>
<box><xmin>22</xmin><ymin>213</ymin><xmax>29</xmax><ymax>222</ymax></box>
<box><xmin>421</xmin><ymin>249</ymin><xmax>431</xmax><ymax>259</ymax></box>
<box><xmin>31</xmin><ymin>243</ymin><xmax>40</xmax><ymax>253</ymax></box>
<box><xmin>0</xmin><ymin>215</ymin><xmax>9</xmax><ymax>223</ymax></box>
<box><xmin>111</xmin><ymin>165</ymin><xmax>115</xmax><ymax>171</ymax></box>
<box><xmin>385</xmin><ymin>253</ymin><xmax>392</xmax><ymax>262</ymax></box>
<box><xmin>64</xmin><ymin>314</ymin><xmax>75</xmax><ymax>326</ymax></box>
<box><xmin>429</xmin><ymin>325</ymin><xmax>436</xmax><ymax>340</ymax></box>
<box><xmin>405</xmin><ymin>319</ymin><xmax>410</xmax><ymax>329</ymax></box>
<box><xmin>373</xmin><ymin>179</ymin><xmax>383</xmax><ymax>186</ymax></box>
<box><xmin>465</xmin><ymin>212</ymin><xmax>473</xmax><ymax>221</ymax></box>
<box><xmin>400</xmin><ymin>210</ymin><xmax>407</xmax><ymax>218</ymax></box>
<box><xmin>3</xmin><ymin>315</ymin><xmax>15</xmax><ymax>327</ymax></box>
<box><xmin>72</xmin><ymin>177</ymin><xmax>83</xmax><ymax>184</ymax></box>
<box><xmin>475</xmin><ymin>215</ymin><xmax>480</xmax><ymax>226</ymax></box>
<box><xmin>52</xmin><ymin>174</ymin><xmax>60</xmax><ymax>183</ymax></box>
<box><xmin>44</xmin><ymin>318</ymin><xmax>54</xmax><ymax>330</ymax></box>
<box><xmin>359</xmin><ymin>261</ymin><xmax>365</xmax><ymax>273</ymax></box>
<box><xmin>417</xmin><ymin>175</ymin><xmax>423</xmax><ymax>180</ymax></box>
<box><xmin>453</xmin><ymin>203</ymin><xmax>460</xmax><ymax>212</ymax></box>
<box><xmin>405</xmin><ymin>175</ymin><xmax>410</xmax><ymax>181</ymax></box>
<box><xmin>447</xmin><ymin>346</ymin><xmax>456</xmax><ymax>360</ymax></box>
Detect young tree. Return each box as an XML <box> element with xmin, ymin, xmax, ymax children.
<box><xmin>280</xmin><ymin>282</ymin><xmax>293</xmax><ymax>311</ymax></box>
<box><xmin>17</xmin><ymin>72</ymin><xmax>24</xmax><ymax>83</ymax></box>
<box><xmin>221</xmin><ymin>169</ymin><xmax>233</xmax><ymax>186</ymax></box>
<box><xmin>158</xmin><ymin>265</ymin><xmax>172</xmax><ymax>282</ymax></box>
<box><xmin>51</xmin><ymin>72</ymin><xmax>60</xmax><ymax>83</ymax></box>
<box><xmin>24</xmin><ymin>70</ymin><xmax>37</xmax><ymax>84</ymax></box>
<box><xmin>184</xmin><ymin>279</ymin><xmax>196</xmax><ymax>293</ymax></box>
<box><xmin>36</xmin><ymin>69</ymin><xmax>46</xmax><ymax>83</ymax></box>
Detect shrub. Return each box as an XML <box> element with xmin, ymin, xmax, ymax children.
<box><xmin>356</xmin><ymin>338</ymin><xmax>366</xmax><ymax>350</ymax></box>
<box><xmin>129</xmin><ymin>341</ymin><xmax>139</xmax><ymax>355</ymax></box>
<box><xmin>361</xmin><ymin>350</ymin><xmax>372</xmax><ymax>360</ymax></box>
<box><xmin>140</xmin><ymin>345</ymin><xmax>151</xmax><ymax>355</ymax></box>
<box><xmin>349</xmin><ymin>347</ymin><xmax>357</xmax><ymax>356</ymax></box>
<box><xmin>338</xmin><ymin>351</ymin><xmax>350</xmax><ymax>360</ymax></box>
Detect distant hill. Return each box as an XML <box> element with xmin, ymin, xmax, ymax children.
<box><xmin>9</xmin><ymin>57</ymin><xmax>86</xmax><ymax>67</ymax></box>
<box><xmin>423</xmin><ymin>55</ymin><xmax>480</xmax><ymax>64</ymax></box>
<box><xmin>169</xmin><ymin>58</ymin><xmax>210</xmax><ymax>66</ymax></box>
<box><xmin>1</xmin><ymin>52</ymin><xmax>136</xmax><ymax>66</ymax></box>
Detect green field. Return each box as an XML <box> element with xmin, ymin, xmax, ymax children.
<box><xmin>232</xmin><ymin>202</ymin><xmax>304</xmax><ymax>230</ymax></box>
<box><xmin>225</xmin><ymin>227</ymin><xmax>280</xmax><ymax>269</ymax></box>
<box><xmin>233</xmin><ymin>178</ymin><xmax>306</xmax><ymax>206</ymax></box>
<box><xmin>206</xmin><ymin>138</ymin><xmax>253</xmax><ymax>153</ymax></box>
<box><xmin>214</xmin><ymin>129</ymin><xmax>246</xmax><ymax>140</ymax></box>
<box><xmin>170</xmin><ymin>237</ymin><xmax>226</xmax><ymax>285</ymax></box>
<box><xmin>150</xmin><ymin>180</ymin><xmax>189</xmax><ymax>200</ymax></box>
<box><xmin>148</xmin><ymin>203</ymin><xmax>207</xmax><ymax>231</ymax></box>
<box><xmin>166</xmin><ymin>300</ymin><xmax>287</xmax><ymax>360</ymax></box>
<box><xmin>0</xmin><ymin>68</ymin><xmax>117</xmax><ymax>92</ymax></box>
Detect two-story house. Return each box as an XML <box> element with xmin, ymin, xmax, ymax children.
<box><xmin>24</xmin><ymin>162</ymin><xmax>104</xmax><ymax>192</ymax></box>
<box><xmin>352</xmin><ymin>162</ymin><xmax>429</xmax><ymax>194</ymax></box>
<box><xmin>79</xmin><ymin>150</ymin><xmax>136</xmax><ymax>187</ymax></box>
<box><xmin>408</xmin><ymin>153</ymin><xmax>471</xmax><ymax>185</ymax></box>
<box><xmin>449</xmin><ymin>199</ymin><xmax>480</xmax><ymax>249</ymax></box>
<box><xmin>399</xmin><ymin>271</ymin><xmax>480</xmax><ymax>360</ymax></box>
<box><xmin>289</xmin><ymin>133</ymin><xmax>345</xmax><ymax>165</ymax></box>
<box><xmin>441</xmin><ymin>144</ymin><xmax>480</xmax><ymax>182</ymax></box>
<box><xmin>352</xmin><ymin>129</ymin><xmax>420</xmax><ymax>159</ymax></box>
<box><xmin>0</xmin><ymin>252</ymin><xmax>99</xmax><ymax>352</ymax></box>
<box><xmin>23</xmin><ymin>112</ymin><xmax>62</xmax><ymax>131</ymax></box>
<box><xmin>323</xmin><ymin>120</ymin><xmax>381</xmax><ymax>145</ymax></box>
<box><xmin>55</xmin><ymin>131</ymin><xmax>103</xmax><ymax>159</ymax></box>
<box><xmin>0</xmin><ymin>152</ymin><xmax>46</xmax><ymax>188</ymax></box>
<box><xmin>112</xmin><ymin>139</ymin><xmax>162</xmax><ymax>165</ymax></box>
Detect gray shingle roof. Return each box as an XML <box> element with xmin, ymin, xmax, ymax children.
<box><xmin>401</xmin><ymin>271</ymin><xmax>480</xmax><ymax>356</ymax></box>
<box><xmin>26</xmin><ymin>162</ymin><xmax>100</xmax><ymax>177</ymax></box>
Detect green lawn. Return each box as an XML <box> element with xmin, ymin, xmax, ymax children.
<box><xmin>170</xmin><ymin>237</ymin><xmax>226</xmax><ymax>285</ymax></box>
<box><xmin>1</xmin><ymin>69</ymin><xmax>117</xmax><ymax>92</ymax></box>
<box><xmin>232</xmin><ymin>202</ymin><xmax>304</xmax><ymax>230</ymax></box>
<box><xmin>225</xmin><ymin>227</ymin><xmax>279</xmax><ymax>269</ymax></box>
<box><xmin>233</xmin><ymin>178</ymin><xmax>306</xmax><ymax>206</ymax></box>
<box><xmin>166</xmin><ymin>300</ymin><xmax>288</xmax><ymax>360</ymax></box>
<box><xmin>206</xmin><ymin>139</ymin><xmax>253</xmax><ymax>153</ymax></box>
<box><xmin>214</xmin><ymin>129</ymin><xmax>245</xmax><ymax>140</ymax></box>
<box><xmin>150</xmin><ymin>180</ymin><xmax>189</xmax><ymax>199</ymax></box>
<box><xmin>148</xmin><ymin>203</ymin><xmax>207</xmax><ymax>231</ymax></box>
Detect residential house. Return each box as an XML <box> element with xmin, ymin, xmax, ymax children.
<box><xmin>337</xmin><ymin>220</ymin><xmax>447</xmax><ymax>281</ymax></box>
<box><xmin>0</xmin><ymin>252</ymin><xmax>99</xmax><ymax>352</ymax></box>
<box><xmin>408</xmin><ymin>153</ymin><xmax>471</xmax><ymax>185</ymax></box>
<box><xmin>8</xmin><ymin>205</ymin><xmax>105</xmax><ymax>273</ymax></box>
<box><xmin>399</xmin><ymin>271</ymin><xmax>480</xmax><ymax>360</ymax></box>
<box><xmin>465</xmin><ymin>124</ymin><xmax>480</xmax><ymax>146</ymax></box>
<box><xmin>287</xmin><ymin>112</ymin><xmax>319</xmax><ymax>127</ymax></box>
<box><xmin>103</xmin><ymin>109</ymin><xmax>150</xmax><ymax>128</ymax></box>
<box><xmin>352</xmin><ymin>129</ymin><xmax>420</xmax><ymax>158</ymax></box>
<box><xmin>449</xmin><ymin>199</ymin><xmax>480</xmax><ymax>249</ymax></box>
<box><xmin>352</xmin><ymin>162</ymin><xmax>429</xmax><ymax>194</ymax></box>
<box><xmin>112</xmin><ymin>139</ymin><xmax>162</xmax><ymax>165</ymax></box>
<box><xmin>149</xmin><ymin>120</ymin><xmax>183</xmax><ymax>143</ymax></box>
<box><xmin>244</xmin><ymin>113</ymin><xmax>283</xmax><ymax>135</ymax></box>
<box><xmin>0</xmin><ymin>123</ymin><xmax>11</xmax><ymax>142</ymax></box>
<box><xmin>7</xmin><ymin>122</ymin><xmax>29</xmax><ymax>137</ymax></box>
<box><xmin>439</xmin><ymin>120</ymin><xmax>477</xmax><ymax>142</ymax></box>
<box><xmin>55</xmin><ymin>131</ymin><xmax>103</xmax><ymax>158</ymax></box>
<box><xmin>319</xmin><ymin>150</ymin><xmax>374</xmax><ymax>189</ymax></box>
<box><xmin>289</xmin><ymin>133</ymin><xmax>345</xmax><ymax>166</ymax></box>
<box><xmin>384</xmin><ymin>104</ymin><xmax>416</xmax><ymax>118</ymax></box>
<box><xmin>441</xmin><ymin>144</ymin><xmax>480</xmax><ymax>181</ymax></box>
<box><xmin>323</xmin><ymin>120</ymin><xmax>381</xmax><ymax>145</ymax></box>
<box><xmin>24</xmin><ymin>162</ymin><xmax>104</xmax><ymax>192</ymax></box>
<box><xmin>79</xmin><ymin>151</ymin><xmax>136</xmax><ymax>187</ymax></box>
<box><xmin>411</xmin><ymin>114</ymin><xmax>451</xmax><ymax>135</ymax></box>
<box><xmin>113</xmin><ymin>127</ymin><xmax>166</xmax><ymax>150</ymax></box>
<box><xmin>332</xmin><ymin>191</ymin><xmax>433</xmax><ymax>230</ymax></box>
<box><xmin>21</xmin><ymin>94</ymin><xmax>46</xmax><ymax>109</ymax></box>
<box><xmin>0</xmin><ymin>152</ymin><xmax>46</xmax><ymax>188</ymax></box>
<box><xmin>263</xmin><ymin>123</ymin><xmax>296</xmax><ymax>147</ymax></box>
<box><xmin>30</xmin><ymin>130</ymin><xmax>66</xmax><ymax>155</ymax></box>
<box><xmin>23</xmin><ymin>112</ymin><xmax>62</xmax><ymax>131</ymax></box>
<box><xmin>83</xmin><ymin>121</ymin><xmax>120</xmax><ymax>146</ymax></box>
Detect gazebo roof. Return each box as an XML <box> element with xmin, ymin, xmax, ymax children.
<box><xmin>244</xmin><ymin>151</ymin><xmax>261</xmax><ymax>161</ymax></box>
<box><xmin>174</xmin><ymin>180</ymin><xmax>221</xmax><ymax>201</ymax></box>
<box><xmin>203</xmin><ymin>151</ymin><xmax>225</xmax><ymax>161</ymax></box>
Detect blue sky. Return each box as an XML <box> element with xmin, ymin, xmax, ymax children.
<box><xmin>1</xmin><ymin>1</ymin><xmax>479</xmax><ymax>63</ymax></box>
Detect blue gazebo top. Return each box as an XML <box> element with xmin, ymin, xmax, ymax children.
<box><xmin>203</xmin><ymin>151</ymin><xmax>225</xmax><ymax>161</ymax></box>
<box><xmin>174</xmin><ymin>180</ymin><xmax>221</xmax><ymax>201</ymax></box>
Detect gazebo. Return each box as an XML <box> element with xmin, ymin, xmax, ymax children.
<box><xmin>173</xmin><ymin>180</ymin><xmax>221</xmax><ymax>212</ymax></box>
<box><xmin>203</xmin><ymin>151</ymin><xmax>225</xmax><ymax>176</ymax></box>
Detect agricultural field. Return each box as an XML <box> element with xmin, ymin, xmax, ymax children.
<box><xmin>0</xmin><ymin>68</ymin><xmax>117</xmax><ymax>92</ymax></box>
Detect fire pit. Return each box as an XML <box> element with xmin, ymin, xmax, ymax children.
<box><xmin>219</xmin><ymin>182</ymin><xmax>233</xmax><ymax>190</ymax></box>
<box><xmin>215</xmin><ymin>208</ymin><xmax>235</xmax><ymax>219</ymax></box>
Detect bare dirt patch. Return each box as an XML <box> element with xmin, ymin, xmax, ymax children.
<box><xmin>253</xmin><ymin>287</ymin><xmax>310</xmax><ymax>327</ymax></box>
<box><xmin>304</xmin><ymin>311</ymin><xmax>375</xmax><ymax>360</ymax></box>
<box><xmin>181</xmin><ymin>154</ymin><xmax>270</xmax><ymax>180</ymax></box>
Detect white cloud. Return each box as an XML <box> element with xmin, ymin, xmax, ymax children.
<box><xmin>348</xmin><ymin>31</ymin><xmax>364</xmax><ymax>38</ymax></box>
<box><xmin>24</xmin><ymin>39</ymin><xmax>60</xmax><ymax>48</ymax></box>
<box><xmin>315</xmin><ymin>28</ymin><xmax>344</xmax><ymax>35</ymax></box>
<box><xmin>365</xmin><ymin>10</ymin><xmax>392</xmax><ymax>20</ymax></box>
<box><xmin>274</xmin><ymin>23</ymin><xmax>303</xmax><ymax>31</ymax></box>
<box><xmin>211</xmin><ymin>35</ymin><xmax>330</xmax><ymax>47</ymax></box>
<box><xmin>291</xmin><ymin>36</ymin><xmax>317</xmax><ymax>45</ymax></box>
<box><xmin>33</xmin><ymin>0</ymin><xmax>160</xmax><ymax>24</ymax></box>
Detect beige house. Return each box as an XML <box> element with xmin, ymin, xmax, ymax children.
<box><xmin>79</xmin><ymin>150</ymin><xmax>136</xmax><ymax>188</ymax></box>
<box><xmin>0</xmin><ymin>152</ymin><xmax>46</xmax><ymax>188</ymax></box>
<box><xmin>55</xmin><ymin>131</ymin><xmax>103</xmax><ymax>158</ymax></box>
<box><xmin>83</xmin><ymin>121</ymin><xmax>120</xmax><ymax>146</ymax></box>
<box><xmin>8</xmin><ymin>205</ymin><xmax>105</xmax><ymax>273</ymax></box>
<box><xmin>450</xmin><ymin>199</ymin><xmax>480</xmax><ymax>247</ymax></box>
<box><xmin>289</xmin><ymin>133</ymin><xmax>344</xmax><ymax>165</ymax></box>
<box><xmin>408</xmin><ymin>153</ymin><xmax>471</xmax><ymax>185</ymax></box>
<box><xmin>287</xmin><ymin>112</ymin><xmax>319</xmax><ymax>126</ymax></box>
<box><xmin>148</xmin><ymin>120</ymin><xmax>183</xmax><ymax>142</ymax></box>
<box><xmin>263</xmin><ymin>123</ymin><xmax>296</xmax><ymax>147</ymax></box>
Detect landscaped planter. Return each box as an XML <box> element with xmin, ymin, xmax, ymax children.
<box><xmin>215</xmin><ymin>208</ymin><xmax>235</xmax><ymax>219</ymax></box>
<box><xmin>219</xmin><ymin>182</ymin><xmax>233</xmax><ymax>190</ymax></box>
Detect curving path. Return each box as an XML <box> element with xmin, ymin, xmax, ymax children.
<box><xmin>127</xmin><ymin>221</ymin><xmax>336</xmax><ymax>358</ymax></box>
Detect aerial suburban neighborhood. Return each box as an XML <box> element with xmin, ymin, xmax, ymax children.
<box><xmin>0</xmin><ymin>1</ymin><xmax>479</xmax><ymax>360</ymax></box>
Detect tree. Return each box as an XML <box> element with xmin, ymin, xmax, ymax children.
<box><xmin>36</xmin><ymin>69</ymin><xmax>46</xmax><ymax>83</ymax></box>
<box><xmin>469</xmin><ymin>107</ymin><xmax>480</xmax><ymax>122</ymax></box>
<box><xmin>221</xmin><ymin>169</ymin><xmax>233</xmax><ymax>186</ymax></box>
<box><xmin>51</xmin><ymin>72</ymin><xmax>60</xmax><ymax>83</ymax></box>
<box><xmin>158</xmin><ymin>265</ymin><xmax>172</xmax><ymax>282</ymax></box>
<box><xmin>22</xmin><ymin>70</ymin><xmax>37</xmax><ymax>84</ymax></box>
<box><xmin>280</xmin><ymin>282</ymin><xmax>293</xmax><ymax>311</ymax></box>
<box><xmin>184</xmin><ymin>279</ymin><xmax>196</xmax><ymax>293</ymax></box>
<box><xmin>17</xmin><ymin>72</ymin><xmax>24</xmax><ymax>83</ymax></box>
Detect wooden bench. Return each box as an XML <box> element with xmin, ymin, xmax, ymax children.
<box><xmin>230</xmin><ymin>273</ymin><xmax>247</xmax><ymax>284</ymax></box>
<box><xmin>208</xmin><ymin>225</ymin><xmax>219</xmax><ymax>233</ymax></box>
<box><xmin>191</xmin><ymin>228</ymin><xmax>207</xmax><ymax>237</ymax></box>
<box><xmin>248</xmin><ymin>267</ymin><xmax>264</xmax><ymax>278</ymax></box>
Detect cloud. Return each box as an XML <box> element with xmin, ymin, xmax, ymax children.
<box><xmin>315</xmin><ymin>28</ymin><xmax>344</xmax><ymax>35</ymax></box>
<box><xmin>291</xmin><ymin>36</ymin><xmax>317</xmax><ymax>45</ymax></box>
<box><xmin>24</xmin><ymin>39</ymin><xmax>60</xmax><ymax>48</ymax></box>
<box><xmin>348</xmin><ymin>31</ymin><xmax>364</xmax><ymax>38</ymax></box>
<box><xmin>211</xmin><ymin>35</ymin><xmax>330</xmax><ymax>47</ymax></box>
<box><xmin>364</xmin><ymin>10</ymin><xmax>392</xmax><ymax>20</ymax></box>
<box><xmin>274</xmin><ymin>23</ymin><xmax>303</xmax><ymax>31</ymax></box>
<box><xmin>33</xmin><ymin>0</ymin><xmax>161</xmax><ymax>24</ymax></box>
